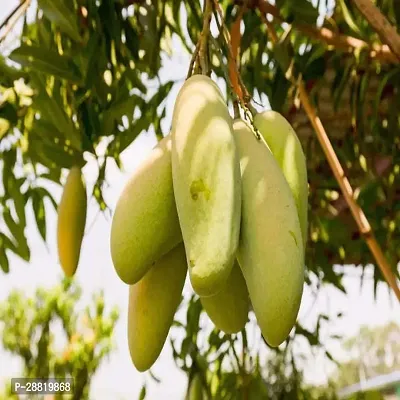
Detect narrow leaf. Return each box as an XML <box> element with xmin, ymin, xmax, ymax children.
<box><xmin>37</xmin><ymin>0</ymin><xmax>82</xmax><ymax>43</ymax></box>
<box><xmin>138</xmin><ymin>384</ymin><xmax>146</xmax><ymax>400</ymax></box>
<box><xmin>339</xmin><ymin>0</ymin><xmax>363</xmax><ymax>36</ymax></box>
<box><xmin>31</xmin><ymin>189</ymin><xmax>47</xmax><ymax>241</ymax></box>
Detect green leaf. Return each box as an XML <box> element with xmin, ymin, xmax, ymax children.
<box><xmin>269</xmin><ymin>67</ymin><xmax>291</xmax><ymax>112</ymax></box>
<box><xmin>116</xmin><ymin>117</ymin><xmax>152</xmax><ymax>154</ymax></box>
<box><xmin>103</xmin><ymin>93</ymin><xmax>141</xmax><ymax>126</ymax></box>
<box><xmin>0</xmin><ymin>101</ymin><xmax>18</xmax><ymax>125</ymax></box>
<box><xmin>290</xmin><ymin>0</ymin><xmax>319</xmax><ymax>25</ymax></box>
<box><xmin>9</xmin><ymin>45</ymin><xmax>82</xmax><ymax>83</ymax></box>
<box><xmin>123</xmin><ymin>19</ymin><xmax>140</xmax><ymax>60</ymax></box>
<box><xmin>37</xmin><ymin>0</ymin><xmax>82</xmax><ymax>43</ymax></box>
<box><xmin>0</xmin><ymin>55</ymin><xmax>27</xmax><ymax>84</ymax></box>
<box><xmin>0</xmin><ymin>118</ymin><xmax>10</xmax><ymax>139</ymax></box>
<box><xmin>138</xmin><ymin>384</ymin><xmax>146</xmax><ymax>400</ymax></box>
<box><xmin>31</xmin><ymin>75</ymin><xmax>82</xmax><ymax>151</ymax></box>
<box><xmin>3</xmin><ymin>208</ymin><xmax>30</xmax><ymax>262</ymax></box>
<box><xmin>186</xmin><ymin>297</ymin><xmax>202</xmax><ymax>338</ymax></box>
<box><xmin>30</xmin><ymin>189</ymin><xmax>47</xmax><ymax>241</ymax></box>
<box><xmin>124</xmin><ymin>69</ymin><xmax>147</xmax><ymax>94</ymax></box>
<box><xmin>273</xmin><ymin>27</ymin><xmax>295</xmax><ymax>78</ymax></box>
<box><xmin>28</xmin><ymin>137</ymin><xmax>84</xmax><ymax>170</ymax></box>
<box><xmin>83</xmin><ymin>32</ymin><xmax>103</xmax><ymax>89</ymax></box>
<box><xmin>338</xmin><ymin>0</ymin><xmax>363</xmax><ymax>37</ymax></box>
<box><xmin>373</xmin><ymin>68</ymin><xmax>400</xmax><ymax>122</ymax></box>
<box><xmin>0</xmin><ymin>245</ymin><xmax>10</xmax><ymax>273</ymax></box>
<box><xmin>3</xmin><ymin>172</ymin><xmax>26</xmax><ymax>227</ymax></box>
<box><xmin>332</xmin><ymin>63</ymin><xmax>352</xmax><ymax>112</ymax></box>
<box><xmin>35</xmin><ymin>187</ymin><xmax>58</xmax><ymax>211</ymax></box>
<box><xmin>295</xmin><ymin>324</ymin><xmax>319</xmax><ymax>346</ymax></box>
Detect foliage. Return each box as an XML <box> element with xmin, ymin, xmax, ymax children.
<box><xmin>1</xmin><ymin>0</ymin><xmax>400</xmax><ymax>398</ymax></box>
<box><xmin>0</xmin><ymin>278</ymin><xmax>119</xmax><ymax>399</ymax></box>
<box><xmin>1</xmin><ymin>0</ymin><xmax>399</xmax><ymax>290</ymax></box>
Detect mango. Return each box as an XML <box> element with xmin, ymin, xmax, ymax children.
<box><xmin>110</xmin><ymin>136</ymin><xmax>182</xmax><ymax>284</ymax></box>
<box><xmin>254</xmin><ymin>110</ymin><xmax>308</xmax><ymax>249</ymax></box>
<box><xmin>233</xmin><ymin>119</ymin><xmax>304</xmax><ymax>347</ymax></box>
<box><xmin>128</xmin><ymin>243</ymin><xmax>187</xmax><ymax>372</ymax></box>
<box><xmin>200</xmin><ymin>260</ymin><xmax>249</xmax><ymax>334</ymax></box>
<box><xmin>57</xmin><ymin>166</ymin><xmax>87</xmax><ymax>277</ymax></box>
<box><xmin>171</xmin><ymin>74</ymin><xmax>241</xmax><ymax>297</ymax></box>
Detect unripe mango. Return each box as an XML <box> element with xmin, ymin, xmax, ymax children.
<box><xmin>171</xmin><ymin>74</ymin><xmax>241</xmax><ymax>297</ymax></box>
<box><xmin>233</xmin><ymin>119</ymin><xmax>304</xmax><ymax>347</ymax></box>
<box><xmin>57</xmin><ymin>166</ymin><xmax>87</xmax><ymax>277</ymax></box>
<box><xmin>254</xmin><ymin>110</ymin><xmax>308</xmax><ymax>249</ymax></box>
<box><xmin>128</xmin><ymin>243</ymin><xmax>187</xmax><ymax>372</ymax></box>
<box><xmin>200</xmin><ymin>260</ymin><xmax>249</xmax><ymax>334</ymax></box>
<box><xmin>110</xmin><ymin>136</ymin><xmax>182</xmax><ymax>284</ymax></box>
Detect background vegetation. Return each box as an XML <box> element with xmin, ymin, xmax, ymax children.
<box><xmin>0</xmin><ymin>0</ymin><xmax>399</xmax><ymax>398</ymax></box>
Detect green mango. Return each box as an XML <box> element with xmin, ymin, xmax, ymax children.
<box><xmin>254</xmin><ymin>110</ymin><xmax>308</xmax><ymax>250</ymax></box>
<box><xmin>128</xmin><ymin>243</ymin><xmax>187</xmax><ymax>372</ymax></box>
<box><xmin>201</xmin><ymin>260</ymin><xmax>249</xmax><ymax>334</ymax></box>
<box><xmin>110</xmin><ymin>136</ymin><xmax>182</xmax><ymax>284</ymax></box>
<box><xmin>171</xmin><ymin>74</ymin><xmax>241</xmax><ymax>297</ymax></box>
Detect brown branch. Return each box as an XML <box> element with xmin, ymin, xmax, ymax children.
<box><xmin>256</xmin><ymin>0</ymin><xmax>398</xmax><ymax>64</ymax></box>
<box><xmin>352</xmin><ymin>0</ymin><xmax>400</xmax><ymax>61</ymax></box>
<box><xmin>258</xmin><ymin>7</ymin><xmax>400</xmax><ymax>302</ymax></box>
<box><xmin>0</xmin><ymin>0</ymin><xmax>31</xmax><ymax>43</ymax></box>
<box><xmin>297</xmin><ymin>23</ymin><xmax>397</xmax><ymax>63</ymax></box>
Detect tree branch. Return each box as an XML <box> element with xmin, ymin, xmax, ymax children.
<box><xmin>257</xmin><ymin>6</ymin><xmax>400</xmax><ymax>302</ymax></box>
<box><xmin>352</xmin><ymin>0</ymin><xmax>400</xmax><ymax>61</ymax></box>
<box><xmin>199</xmin><ymin>0</ymin><xmax>213</xmax><ymax>75</ymax></box>
<box><xmin>229</xmin><ymin>4</ymin><xmax>247</xmax><ymax>103</ymax></box>
<box><xmin>256</xmin><ymin>0</ymin><xmax>397</xmax><ymax>64</ymax></box>
<box><xmin>212</xmin><ymin>0</ymin><xmax>251</xmax><ymax>106</ymax></box>
<box><xmin>0</xmin><ymin>0</ymin><xmax>31</xmax><ymax>44</ymax></box>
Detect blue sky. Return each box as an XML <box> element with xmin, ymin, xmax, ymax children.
<box><xmin>0</xmin><ymin>1</ymin><xmax>399</xmax><ymax>399</ymax></box>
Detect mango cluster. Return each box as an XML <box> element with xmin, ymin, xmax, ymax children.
<box><xmin>110</xmin><ymin>74</ymin><xmax>308</xmax><ymax>372</ymax></box>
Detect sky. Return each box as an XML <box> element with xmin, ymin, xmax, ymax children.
<box><xmin>0</xmin><ymin>1</ymin><xmax>399</xmax><ymax>399</ymax></box>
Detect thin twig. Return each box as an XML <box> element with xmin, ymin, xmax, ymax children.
<box><xmin>212</xmin><ymin>0</ymin><xmax>251</xmax><ymax>106</ymax></box>
<box><xmin>256</xmin><ymin>0</ymin><xmax>397</xmax><ymax>64</ymax></box>
<box><xmin>186</xmin><ymin>41</ymin><xmax>201</xmax><ymax>79</ymax></box>
<box><xmin>0</xmin><ymin>0</ymin><xmax>31</xmax><ymax>44</ymax></box>
<box><xmin>352</xmin><ymin>0</ymin><xmax>400</xmax><ymax>61</ymax></box>
<box><xmin>258</xmin><ymin>7</ymin><xmax>400</xmax><ymax>302</ymax></box>
<box><xmin>198</xmin><ymin>0</ymin><xmax>213</xmax><ymax>75</ymax></box>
